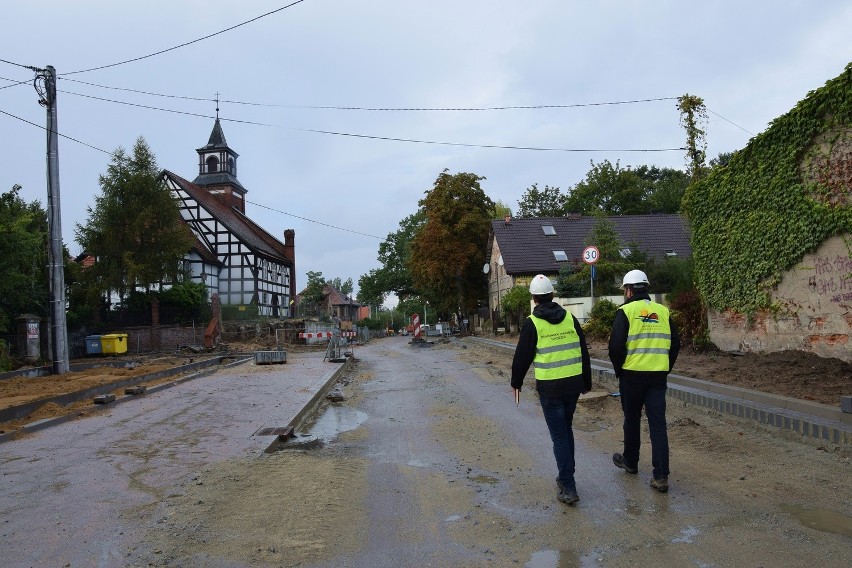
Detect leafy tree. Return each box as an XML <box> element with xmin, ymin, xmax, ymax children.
<box><xmin>356</xmin><ymin>269</ymin><xmax>386</xmax><ymax>307</ymax></box>
<box><xmin>636</xmin><ymin>166</ymin><xmax>690</xmax><ymax>214</ymax></box>
<box><xmin>709</xmin><ymin>151</ymin><xmax>735</xmax><ymax>170</ymax></box>
<box><xmin>377</xmin><ymin>210</ymin><xmax>425</xmax><ymax>298</ymax></box>
<box><xmin>75</xmin><ymin>137</ymin><xmax>194</xmax><ymax>304</ymax></box>
<box><xmin>501</xmin><ymin>285</ymin><xmax>531</xmax><ymax>332</ymax></box>
<box><xmin>409</xmin><ymin>170</ymin><xmax>494</xmax><ymax>317</ymax></box>
<box><xmin>517</xmin><ymin>183</ymin><xmax>567</xmax><ymax>218</ymax></box>
<box><xmin>565</xmin><ymin>160</ymin><xmax>649</xmax><ymax>215</ymax></box>
<box><xmin>0</xmin><ymin>185</ymin><xmax>49</xmax><ymax>333</ymax></box>
<box><xmin>677</xmin><ymin>94</ymin><xmax>708</xmax><ymax>181</ymax></box>
<box><xmin>329</xmin><ymin>276</ymin><xmax>353</xmax><ymax>297</ymax></box>
<box><xmin>491</xmin><ymin>200</ymin><xmax>513</xmax><ymax>219</ymax></box>
<box><xmin>300</xmin><ymin>270</ymin><xmax>327</xmax><ymax>317</ymax></box>
<box><xmin>555</xmin><ymin>217</ymin><xmax>633</xmax><ymax>297</ymax></box>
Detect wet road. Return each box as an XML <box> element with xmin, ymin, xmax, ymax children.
<box><xmin>1</xmin><ymin>336</ymin><xmax>849</xmax><ymax>567</ymax></box>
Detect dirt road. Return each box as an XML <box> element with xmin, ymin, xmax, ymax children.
<box><xmin>1</xmin><ymin>336</ymin><xmax>849</xmax><ymax>567</ymax></box>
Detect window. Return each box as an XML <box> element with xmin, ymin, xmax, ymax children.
<box><xmin>553</xmin><ymin>250</ymin><xmax>568</xmax><ymax>261</ymax></box>
<box><xmin>665</xmin><ymin>249</ymin><xmax>678</xmax><ymax>257</ymax></box>
<box><xmin>541</xmin><ymin>225</ymin><xmax>556</xmax><ymax>236</ymax></box>
<box><xmin>206</xmin><ymin>155</ymin><xmax>219</xmax><ymax>173</ymax></box>
<box><xmin>619</xmin><ymin>248</ymin><xmax>632</xmax><ymax>258</ymax></box>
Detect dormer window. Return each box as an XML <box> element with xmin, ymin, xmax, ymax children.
<box><xmin>542</xmin><ymin>225</ymin><xmax>556</xmax><ymax>236</ymax></box>
<box><xmin>206</xmin><ymin>155</ymin><xmax>219</xmax><ymax>174</ymax></box>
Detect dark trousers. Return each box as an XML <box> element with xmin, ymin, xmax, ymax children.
<box><xmin>619</xmin><ymin>374</ymin><xmax>669</xmax><ymax>479</ymax></box>
<box><xmin>539</xmin><ymin>393</ymin><xmax>580</xmax><ymax>491</ymax></box>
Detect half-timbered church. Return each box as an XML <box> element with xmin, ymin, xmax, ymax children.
<box><xmin>162</xmin><ymin>119</ymin><xmax>296</xmax><ymax>317</ymax></box>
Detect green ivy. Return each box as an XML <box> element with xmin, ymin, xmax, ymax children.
<box><xmin>683</xmin><ymin>63</ymin><xmax>852</xmax><ymax>313</ymax></box>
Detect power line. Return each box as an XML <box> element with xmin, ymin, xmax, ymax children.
<box><xmin>62</xmin><ymin>0</ymin><xmax>307</xmax><ymax>75</ymax></box>
<box><xmin>0</xmin><ymin>57</ymin><xmax>37</xmax><ymax>71</ymax></box>
<box><xmin>0</xmin><ymin>106</ymin><xmax>113</xmax><ymax>155</ymax></box>
<box><xmin>0</xmin><ymin>75</ymin><xmax>32</xmax><ymax>90</ymax></box>
<box><xmin>58</xmin><ymin>77</ymin><xmax>679</xmax><ymax>111</ymax></box>
<box><xmin>1</xmin><ymin>105</ymin><xmax>379</xmax><ymax>239</ymax></box>
<box><xmin>247</xmin><ymin>200</ymin><xmax>382</xmax><ymax>239</ymax></box>
<box><xmin>707</xmin><ymin>108</ymin><xmax>755</xmax><ymax>136</ymax></box>
<box><xmin>60</xmin><ymin>89</ymin><xmax>686</xmax><ymax>153</ymax></box>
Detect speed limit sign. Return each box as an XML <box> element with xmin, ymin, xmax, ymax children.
<box><xmin>582</xmin><ymin>245</ymin><xmax>600</xmax><ymax>264</ymax></box>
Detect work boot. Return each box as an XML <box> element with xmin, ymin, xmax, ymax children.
<box><xmin>612</xmin><ymin>453</ymin><xmax>638</xmax><ymax>474</ymax></box>
<box><xmin>557</xmin><ymin>487</ymin><xmax>580</xmax><ymax>506</ymax></box>
<box><xmin>650</xmin><ymin>477</ymin><xmax>669</xmax><ymax>493</ymax></box>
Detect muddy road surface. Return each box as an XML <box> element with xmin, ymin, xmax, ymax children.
<box><xmin>2</xmin><ymin>336</ymin><xmax>850</xmax><ymax>567</ymax></box>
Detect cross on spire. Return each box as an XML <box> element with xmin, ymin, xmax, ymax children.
<box><xmin>214</xmin><ymin>92</ymin><xmax>220</xmax><ymax>119</ymax></box>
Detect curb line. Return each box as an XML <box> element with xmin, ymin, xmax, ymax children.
<box><xmin>0</xmin><ymin>357</ymin><xmax>252</xmax><ymax>444</ymax></box>
<box><xmin>464</xmin><ymin>336</ymin><xmax>850</xmax><ymax>448</ymax></box>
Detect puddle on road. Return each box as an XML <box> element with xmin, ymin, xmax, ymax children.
<box><xmin>469</xmin><ymin>474</ymin><xmax>499</xmax><ymax>485</ymax></box>
<box><xmin>306</xmin><ymin>406</ymin><xmax>368</xmax><ymax>443</ymax></box>
<box><xmin>780</xmin><ymin>504</ymin><xmax>852</xmax><ymax>538</ymax></box>
<box><xmin>671</xmin><ymin>525</ymin><xmax>700</xmax><ymax>543</ymax></box>
<box><xmin>574</xmin><ymin>421</ymin><xmax>604</xmax><ymax>432</ymax></box>
<box><xmin>526</xmin><ymin>548</ymin><xmax>589</xmax><ymax>568</ymax></box>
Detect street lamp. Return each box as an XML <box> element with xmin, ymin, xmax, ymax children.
<box><xmin>424</xmin><ymin>300</ymin><xmax>429</xmax><ymax>326</ymax></box>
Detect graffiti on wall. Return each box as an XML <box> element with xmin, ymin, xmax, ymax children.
<box><xmin>809</xmin><ymin>253</ymin><xmax>852</xmax><ymax>302</ymax></box>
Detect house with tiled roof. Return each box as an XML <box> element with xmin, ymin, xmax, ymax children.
<box><xmin>296</xmin><ymin>282</ymin><xmax>360</xmax><ymax>322</ymax></box>
<box><xmin>486</xmin><ymin>214</ymin><xmax>691</xmax><ymax>317</ymax></box>
<box><xmin>162</xmin><ymin>119</ymin><xmax>296</xmax><ymax>317</ymax></box>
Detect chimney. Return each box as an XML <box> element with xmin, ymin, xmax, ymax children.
<box><xmin>566</xmin><ymin>212</ymin><xmax>581</xmax><ymax>221</ymax></box>
<box><xmin>504</xmin><ymin>215</ymin><xmax>512</xmax><ymax>225</ymax></box>
<box><xmin>284</xmin><ymin>229</ymin><xmax>296</xmax><ymax>303</ymax></box>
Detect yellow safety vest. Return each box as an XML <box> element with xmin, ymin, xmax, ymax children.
<box><xmin>529</xmin><ymin>315</ymin><xmax>583</xmax><ymax>380</ymax></box>
<box><xmin>619</xmin><ymin>299</ymin><xmax>672</xmax><ymax>372</ymax></box>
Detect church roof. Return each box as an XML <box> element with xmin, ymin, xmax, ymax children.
<box><xmin>201</xmin><ymin>119</ymin><xmax>229</xmax><ymax>150</ymax></box>
<box><xmin>163</xmin><ymin>170</ymin><xmax>292</xmax><ymax>265</ymax></box>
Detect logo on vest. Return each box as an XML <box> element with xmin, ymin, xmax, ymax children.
<box><xmin>635</xmin><ymin>308</ymin><xmax>659</xmax><ymax>323</ymax></box>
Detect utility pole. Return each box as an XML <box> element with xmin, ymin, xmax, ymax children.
<box><xmin>36</xmin><ymin>65</ymin><xmax>69</xmax><ymax>374</ymax></box>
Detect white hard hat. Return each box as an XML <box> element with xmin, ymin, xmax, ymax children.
<box><xmin>621</xmin><ymin>269</ymin><xmax>650</xmax><ymax>288</ymax></box>
<box><xmin>529</xmin><ymin>274</ymin><xmax>554</xmax><ymax>295</ymax></box>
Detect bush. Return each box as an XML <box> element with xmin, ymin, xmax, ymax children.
<box><xmin>669</xmin><ymin>287</ymin><xmax>710</xmax><ymax>350</ymax></box>
<box><xmin>583</xmin><ymin>299</ymin><xmax>618</xmax><ymax>340</ymax></box>
<box><xmin>0</xmin><ymin>339</ymin><xmax>13</xmax><ymax>372</ymax></box>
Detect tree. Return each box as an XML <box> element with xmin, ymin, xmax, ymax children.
<box><xmin>501</xmin><ymin>285</ymin><xmax>531</xmax><ymax>332</ymax></box>
<box><xmin>75</xmin><ymin>137</ymin><xmax>194</xmax><ymax>304</ymax></box>
<box><xmin>636</xmin><ymin>166</ymin><xmax>690</xmax><ymax>214</ymax></box>
<box><xmin>409</xmin><ymin>170</ymin><xmax>494</xmax><ymax>317</ymax></box>
<box><xmin>329</xmin><ymin>277</ymin><xmax>353</xmax><ymax>297</ymax></box>
<box><xmin>555</xmin><ymin>217</ymin><xmax>632</xmax><ymax>297</ymax></box>
<box><xmin>300</xmin><ymin>270</ymin><xmax>327</xmax><ymax>317</ymax></box>
<box><xmin>516</xmin><ymin>183</ymin><xmax>567</xmax><ymax>217</ymax></box>
<box><xmin>0</xmin><ymin>185</ymin><xmax>49</xmax><ymax>333</ymax></box>
<box><xmin>356</xmin><ymin>269</ymin><xmax>386</xmax><ymax>307</ymax></box>
<box><xmin>565</xmin><ymin>160</ymin><xmax>648</xmax><ymax>215</ymax></box>
<box><xmin>491</xmin><ymin>200</ymin><xmax>513</xmax><ymax>219</ymax></box>
<box><xmin>677</xmin><ymin>94</ymin><xmax>708</xmax><ymax>181</ymax></box>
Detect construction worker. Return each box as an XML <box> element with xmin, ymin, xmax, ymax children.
<box><xmin>511</xmin><ymin>274</ymin><xmax>591</xmax><ymax>506</ymax></box>
<box><xmin>609</xmin><ymin>269</ymin><xmax>680</xmax><ymax>493</ymax></box>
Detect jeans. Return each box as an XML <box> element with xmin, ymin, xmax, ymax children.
<box><xmin>619</xmin><ymin>375</ymin><xmax>669</xmax><ymax>479</ymax></box>
<box><xmin>539</xmin><ymin>393</ymin><xmax>580</xmax><ymax>492</ymax></box>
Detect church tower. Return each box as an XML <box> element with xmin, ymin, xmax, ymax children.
<box><xmin>192</xmin><ymin>118</ymin><xmax>247</xmax><ymax>213</ymax></box>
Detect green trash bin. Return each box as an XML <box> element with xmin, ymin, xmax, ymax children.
<box><xmin>101</xmin><ymin>333</ymin><xmax>128</xmax><ymax>355</ymax></box>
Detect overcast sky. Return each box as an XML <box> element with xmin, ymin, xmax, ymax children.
<box><xmin>2</xmin><ymin>1</ymin><xmax>850</xmax><ymax>306</ymax></box>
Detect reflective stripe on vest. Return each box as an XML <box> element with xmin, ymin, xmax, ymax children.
<box><xmin>619</xmin><ymin>300</ymin><xmax>672</xmax><ymax>372</ymax></box>
<box><xmin>529</xmin><ymin>315</ymin><xmax>583</xmax><ymax>380</ymax></box>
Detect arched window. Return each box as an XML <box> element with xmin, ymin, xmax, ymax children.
<box><xmin>206</xmin><ymin>155</ymin><xmax>219</xmax><ymax>173</ymax></box>
<box><xmin>228</xmin><ymin>157</ymin><xmax>235</xmax><ymax>174</ymax></box>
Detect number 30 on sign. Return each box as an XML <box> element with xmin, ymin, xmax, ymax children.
<box><xmin>582</xmin><ymin>245</ymin><xmax>600</xmax><ymax>264</ymax></box>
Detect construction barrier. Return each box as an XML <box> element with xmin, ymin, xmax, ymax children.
<box><xmin>298</xmin><ymin>332</ymin><xmax>333</xmax><ymax>339</ymax></box>
<box><xmin>341</xmin><ymin>331</ymin><xmax>357</xmax><ymax>338</ymax></box>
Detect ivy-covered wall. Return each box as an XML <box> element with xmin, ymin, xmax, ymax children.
<box><xmin>684</xmin><ymin>64</ymin><xmax>851</xmax><ymax>358</ymax></box>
